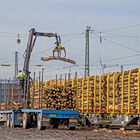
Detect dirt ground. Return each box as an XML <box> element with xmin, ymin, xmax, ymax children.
<box><xmin>0</xmin><ymin>126</ymin><xmax>140</xmax><ymax>140</ymax></box>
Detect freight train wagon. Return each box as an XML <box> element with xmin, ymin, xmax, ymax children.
<box><xmin>45</xmin><ymin>68</ymin><xmax>140</xmax><ymax>129</ymax></box>
<box><xmin>76</xmin><ymin>68</ymin><xmax>140</xmax><ymax>129</ymax></box>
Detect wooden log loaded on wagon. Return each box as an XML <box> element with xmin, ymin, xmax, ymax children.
<box><xmin>29</xmin><ymin>67</ymin><xmax>140</xmax><ymax>128</ymax></box>
<box><xmin>30</xmin><ymin>68</ymin><xmax>140</xmax><ymax>114</ymax></box>
<box><xmin>30</xmin><ymin>82</ymin><xmax>76</xmax><ymax>111</ymax></box>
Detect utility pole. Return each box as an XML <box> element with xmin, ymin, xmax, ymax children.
<box><xmin>15</xmin><ymin>34</ymin><xmax>20</xmax><ymax>79</ymax></box>
<box><xmin>121</xmin><ymin>65</ymin><xmax>123</xmax><ymax>72</ymax></box>
<box><xmin>15</xmin><ymin>51</ymin><xmax>18</xmax><ymax>79</ymax></box>
<box><xmin>84</xmin><ymin>26</ymin><xmax>90</xmax><ymax>77</ymax></box>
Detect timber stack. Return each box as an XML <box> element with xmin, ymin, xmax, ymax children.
<box><xmin>117</xmin><ymin>68</ymin><xmax>139</xmax><ymax>113</ymax></box>
<box><xmin>30</xmin><ymin>67</ymin><xmax>140</xmax><ymax>114</ymax></box>
<box><xmin>70</xmin><ymin>68</ymin><xmax>140</xmax><ymax>114</ymax></box>
<box><xmin>44</xmin><ymin>86</ymin><xmax>76</xmax><ymax>110</ymax></box>
<box><xmin>30</xmin><ymin>82</ymin><xmax>76</xmax><ymax>110</ymax></box>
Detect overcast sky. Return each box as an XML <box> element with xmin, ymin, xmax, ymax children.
<box><xmin>0</xmin><ymin>0</ymin><xmax>140</xmax><ymax>80</ymax></box>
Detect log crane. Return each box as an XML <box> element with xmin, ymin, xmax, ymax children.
<box><xmin>23</xmin><ymin>28</ymin><xmax>64</xmax><ymax>108</ymax></box>
<box><xmin>23</xmin><ymin>28</ymin><xmax>62</xmax><ymax>76</ymax></box>
<box><xmin>24</xmin><ymin>28</ymin><xmax>75</xmax><ymax>77</ymax></box>
<box><xmin>22</xmin><ymin>28</ymin><xmax>76</xmax><ymax>108</ymax></box>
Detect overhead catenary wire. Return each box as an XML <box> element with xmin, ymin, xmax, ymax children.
<box><xmin>0</xmin><ymin>52</ymin><xmax>15</xmax><ymax>61</ymax></box>
<box><xmin>100</xmin><ymin>32</ymin><xmax>138</xmax><ymax>38</ymax></box>
<box><xmin>62</xmin><ymin>32</ymin><xmax>85</xmax><ymax>44</ymax></box>
<box><xmin>103</xmin><ymin>53</ymin><xmax>140</xmax><ymax>63</ymax></box>
<box><xmin>91</xmin><ymin>32</ymin><xmax>140</xmax><ymax>53</ymax></box>
<box><xmin>61</xmin><ymin>33</ymin><xmax>85</xmax><ymax>36</ymax></box>
<box><xmin>32</xmin><ymin>47</ymin><xmax>55</xmax><ymax>56</ymax></box>
<box><xmin>100</xmin><ymin>23</ymin><xmax>140</xmax><ymax>33</ymax></box>
<box><xmin>0</xmin><ymin>31</ymin><xmax>85</xmax><ymax>39</ymax></box>
<box><xmin>0</xmin><ymin>31</ymin><xmax>27</xmax><ymax>36</ymax></box>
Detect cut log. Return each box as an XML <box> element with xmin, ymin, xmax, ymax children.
<box><xmin>41</xmin><ymin>56</ymin><xmax>76</xmax><ymax>65</ymax></box>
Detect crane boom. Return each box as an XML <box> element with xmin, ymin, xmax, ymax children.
<box><xmin>23</xmin><ymin>28</ymin><xmax>61</xmax><ymax>76</ymax></box>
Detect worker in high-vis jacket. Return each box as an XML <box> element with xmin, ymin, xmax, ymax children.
<box><xmin>16</xmin><ymin>70</ymin><xmax>27</xmax><ymax>93</ymax></box>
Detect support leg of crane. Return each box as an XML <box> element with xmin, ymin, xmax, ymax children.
<box><xmin>23</xmin><ymin>113</ymin><xmax>31</xmax><ymax>129</ymax></box>
<box><xmin>10</xmin><ymin>114</ymin><xmax>15</xmax><ymax>128</ymax></box>
<box><xmin>6</xmin><ymin>114</ymin><xmax>10</xmax><ymax>127</ymax></box>
<box><xmin>37</xmin><ymin>113</ymin><xmax>46</xmax><ymax>130</ymax></box>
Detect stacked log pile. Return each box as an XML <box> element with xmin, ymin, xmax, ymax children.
<box><xmin>71</xmin><ymin>68</ymin><xmax>140</xmax><ymax>114</ymax></box>
<box><xmin>29</xmin><ymin>67</ymin><xmax>140</xmax><ymax>113</ymax></box>
<box><xmin>77</xmin><ymin>70</ymin><xmax>134</xmax><ymax>113</ymax></box>
<box><xmin>94</xmin><ymin>76</ymin><xmax>100</xmax><ymax>112</ymax></box>
<box><xmin>30</xmin><ymin>79</ymin><xmax>76</xmax><ymax>110</ymax></box>
<box><xmin>105</xmin><ymin>72</ymin><xmax>119</xmax><ymax>113</ymax></box>
<box><xmin>44</xmin><ymin>86</ymin><xmax>76</xmax><ymax>110</ymax></box>
<box><xmin>76</xmin><ymin>78</ymin><xmax>82</xmax><ymax>112</ymax></box>
<box><xmin>30</xmin><ymin>81</ymin><xmax>46</xmax><ymax>109</ymax></box>
<box><xmin>76</xmin><ymin>76</ymin><xmax>95</xmax><ymax>112</ymax></box>
<box><xmin>117</xmin><ymin>68</ymin><xmax>139</xmax><ymax>113</ymax></box>
<box><xmin>88</xmin><ymin>76</ymin><xmax>94</xmax><ymax>112</ymax></box>
<box><xmin>100</xmin><ymin>74</ymin><xmax>107</xmax><ymax>112</ymax></box>
<box><xmin>130</xmin><ymin>69</ymin><xmax>138</xmax><ymax>113</ymax></box>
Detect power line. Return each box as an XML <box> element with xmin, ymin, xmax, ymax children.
<box><xmin>103</xmin><ymin>38</ymin><xmax>139</xmax><ymax>53</ymax></box>
<box><xmin>0</xmin><ymin>52</ymin><xmax>15</xmax><ymax>61</ymax></box>
<box><xmin>44</xmin><ymin>64</ymin><xmax>79</xmax><ymax>73</ymax></box>
<box><xmin>62</xmin><ymin>32</ymin><xmax>85</xmax><ymax>44</ymax></box>
<box><xmin>0</xmin><ymin>31</ymin><xmax>85</xmax><ymax>38</ymax></box>
<box><xmin>32</xmin><ymin>47</ymin><xmax>54</xmax><ymax>56</ymax></box>
<box><xmin>0</xmin><ymin>31</ymin><xmax>27</xmax><ymax>36</ymax></box>
<box><xmin>89</xmin><ymin>53</ymin><xmax>140</xmax><ymax>66</ymax></box>
<box><xmin>103</xmin><ymin>53</ymin><xmax>140</xmax><ymax>63</ymax></box>
<box><xmin>92</xmin><ymin>32</ymin><xmax>140</xmax><ymax>53</ymax></box>
<box><xmin>101</xmin><ymin>32</ymin><xmax>137</xmax><ymax>39</ymax></box>
<box><xmin>61</xmin><ymin>33</ymin><xmax>84</xmax><ymax>36</ymax></box>
<box><xmin>101</xmin><ymin>23</ymin><xmax>140</xmax><ymax>33</ymax></box>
